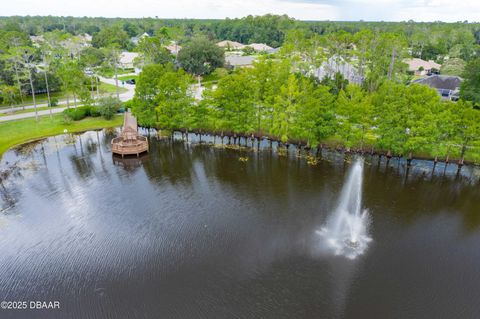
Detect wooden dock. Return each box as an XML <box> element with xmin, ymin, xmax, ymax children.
<box><xmin>111</xmin><ymin>111</ymin><xmax>149</xmax><ymax>157</ymax></box>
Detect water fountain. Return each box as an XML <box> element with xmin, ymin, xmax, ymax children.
<box><xmin>317</xmin><ymin>159</ymin><xmax>372</xmax><ymax>259</ymax></box>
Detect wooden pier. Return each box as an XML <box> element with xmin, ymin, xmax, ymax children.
<box><xmin>111</xmin><ymin>111</ymin><xmax>149</xmax><ymax>157</ymax></box>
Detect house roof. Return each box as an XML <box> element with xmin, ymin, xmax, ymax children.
<box><xmin>404</xmin><ymin>58</ymin><xmax>441</xmax><ymax>72</ymax></box>
<box><xmin>247</xmin><ymin>43</ymin><xmax>274</xmax><ymax>52</ymax></box>
<box><xmin>119</xmin><ymin>52</ymin><xmax>140</xmax><ymax>65</ymax></box>
<box><xmin>413</xmin><ymin>75</ymin><xmax>462</xmax><ymax>91</ymax></box>
<box><xmin>217</xmin><ymin>40</ymin><xmax>245</xmax><ymax>50</ymax></box>
<box><xmin>166</xmin><ymin>42</ymin><xmax>182</xmax><ymax>54</ymax></box>
<box><xmin>314</xmin><ymin>56</ymin><xmax>364</xmax><ymax>85</ymax></box>
<box><xmin>225</xmin><ymin>55</ymin><xmax>256</xmax><ymax>67</ymax></box>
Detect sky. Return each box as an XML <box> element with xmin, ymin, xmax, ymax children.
<box><xmin>4</xmin><ymin>0</ymin><xmax>480</xmax><ymax>22</ymax></box>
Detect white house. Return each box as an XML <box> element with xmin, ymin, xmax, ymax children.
<box><xmin>404</xmin><ymin>58</ymin><xmax>441</xmax><ymax>76</ymax></box>
<box><xmin>166</xmin><ymin>41</ymin><xmax>182</xmax><ymax>55</ymax></box>
<box><xmin>246</xmin><ymin>43</ymin><xmax>274</xmax><ymax>52</ymax></box>
<box><xmin>314</xmin><ymin>56</ymin><xmax>364</xmax><ymax>85</ymax></box>
<box><xmin>225</xmin><ymin>55</ymin><xmax>256</xmax><ymax>69</ymax></box>
<box><xmin>119</xmin><ymin>52</ymin><xmax>140</xmax><ymax>69</ymax></box>
<box><xmin>131</xmin><ymin>32</ymin><xmax>150</xmax><ymax>45</ymax></box>
<box><xmin>217</xmin><ymin>40</ymin><xmax>245</xmax><ymax>51</ymax></box>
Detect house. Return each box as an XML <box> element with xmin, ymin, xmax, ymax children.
<box><xmin>246</xmin><ymin>43</ymin><xmax>274</xmax><ymax>52</ymax></box>
<box><xmin>131</xmin><ymin>33</ymin><xmax>149</xmax><ymax>45</ymax></box>
<box><xmin>166</xmin><ymin>41</ymin><xmax>182</xmax><ymax>55</ymax></box>
<box><xmin>217</xmin><ymin>40</ymin><xmax>245</xmax><ymax>51</ymax></box>
<box><xmin>313</xmin><ymin>56</ymin><xmax>364</xmax><ymax>85</ymax></box>
<box><xmin>225</xmin><ymin>55</ymin><xmax>256</xmax><ymax>69</ymax></box>
<box><xmin>413</xmin><ymin>75</ymin><xmax>462</xmax><ymax>100</ymax></box>
<box><xmin>29</xmin><ymin>35</ymin><xmax>45</xmax><ymax>47</ymax></box>
<box><xmin>404</xmin><ymin>58</ymin><xmax>441</xmax><ymax>76</ymax></box>
<box><xmin>267</xmin><ymin>47</ymin><xmax>281</xmax><ymax>54</ymax></box>
<box><xmin>119</xmin><ymin>52</ymin><xmax>140</xmax><ymax>69</ymax></box>
<box><xmin>77</xmin><ymin>33</ymin><xmax>92</xmax><ymax>45</ymax></box>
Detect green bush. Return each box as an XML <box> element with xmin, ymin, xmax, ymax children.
<box><xmin>97</xmin><ymin>97</ymin><xmax>121</xmax><ymax>120</ymax></box>
<box><xmin>48</xmin><ymin>97</ymin><xmax>58</xmax><ymax>107</ymax></box>
<box><xmin>63</xmin><ymin>105</ymin><xmax>100</xmax><ymax>121</ymax></box>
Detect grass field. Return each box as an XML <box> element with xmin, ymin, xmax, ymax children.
<box><xmin>0</xmin><ymin>105</ymin><xmax>65</xmax><ymax>117</ymax></box>
<box><xmin>0</xmin><ymin>83</ymin><xmax>127</xmax><ymax>110</ymax></box>
<box><xmin>117</xmin><ymin>75</ymin><xmax>138</xmax><ymax>82</ymax></box>
<box><xmin>0</xmin><ymin>114</ymin><xmax>123</xmax><ymax>157</ymax></box>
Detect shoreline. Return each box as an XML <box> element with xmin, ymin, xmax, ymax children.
<box><xmin>0</xmin><ymin>114</ymin><xmax>123</xmax><ymax>159</ymax></box>
<box><xmin>145</xmin><ymin>128</ymin><xmax>480</xmax><ymax>168</ymax></box>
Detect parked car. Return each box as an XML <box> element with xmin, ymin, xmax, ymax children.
<box><xmin>125</xmin><ymin>79</ymin><xmax>136</xmax><ymax>85</ymax></box>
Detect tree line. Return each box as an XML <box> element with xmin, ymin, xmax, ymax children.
<box><xmin>130</xmin><ymin>58</ymin><xmax>480</xmax><ymax>164</ymax></box>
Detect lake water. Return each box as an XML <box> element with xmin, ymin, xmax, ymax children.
<box><xmin>1</xmin><ymin>129</ymin><xmax>480</xmax><ymax>319</ymax></box>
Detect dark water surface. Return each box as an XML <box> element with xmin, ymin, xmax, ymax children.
<box><xmin>0</xmin><ymin>130</ymin><xmax>480</xmax><ymax>319</ymax></box>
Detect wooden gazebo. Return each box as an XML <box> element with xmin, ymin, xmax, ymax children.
<box><xmin>111</xmin><ymin>111</ymin><xmax>148</xmax><ymax>157</ymax></box>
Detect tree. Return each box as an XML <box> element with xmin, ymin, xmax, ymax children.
<box><xmin>177</xmin><ymin>37</ymin><xmax>225</xmax><ymax>76</ymax></box>
<box><xmin>336</xmin><ymin>84</ymin><xmax>373</xmax><ymax>150</ymax></box>
<box><xmin>97</xmin><ymin>96</ymin><xmax>120</xmax><ymax>120</ymax></box>
<box><xmin>131</xmin><ymin>64</ymin><xmax>170</xmax><ymax>127</ymax></box>
<box><xmin>460</xmin><ymin>58</ymin><xmax>480</xmax><ymax>107</ymax></box>
<box><xmin>57</xmin><ymin>60</ymin><xmax>88</xmax><ymax>108</ymax></box>
<box><xmin>0</xmin><ymin>84</ymin><xmax>21</xmax><ymax>112</ymax></box>
<box><xmin>155</xmin><ymin>69</ymin><xmax>194</xmax><ymax>131</ymax></box>
<box><xmin>135</xmin><ymin>36</ymin><xmax>172</xmax><ymax>67</ymax></box>
<box><xmin>208</xmin><ymin>70</ymin><xmax>256</xmax><ymax>135</ymax></box>
<box><xmin>91</xmin><ymin>25</ymin><xmax>130</xmax><ymax>50</ymax></box>
<box><xmin>102</xmin><ymin>45</ymin><xmax>122</xmax><ymax>100</ymax></box>
<box><xmin>8</xmin><ymin>46</ymin><xmax>39</xmax><ymax>120</ymax></box>
<box><xmin>441</xmin><ymin>58</ymin><xmax>466</xmax><ymax>76</ymax></box>
<box><xmin>271</xmin><ymin>74</ymin><xmax>300</xmax><ymax>143</ymax></box>
<box><xmin>449</xmin><ymin>101</ymin><xmax>480</xmax><ymax>163</ymax></box>
<box><xmin>294</xmin><ymin>78</ymin><xmax>335</xmax><ymax>147</ymax></box>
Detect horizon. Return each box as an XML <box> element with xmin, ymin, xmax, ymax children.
<box><xmin>2</xmin><ymin>0</ymin><xmax>480</xmax><ymax>23</ymax></box>
<box><xmin>2</xmin><ymin>15</ymin><xmax>479</xmax><ymax>24</ymax></box>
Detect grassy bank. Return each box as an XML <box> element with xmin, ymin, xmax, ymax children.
<box><xmin>0</xmin><ymin>114</ymin><xmax>123</xmax><ymax>158</ymax></box>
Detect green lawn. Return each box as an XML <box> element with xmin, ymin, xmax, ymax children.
<box><xmin>98</xmin><ymin>82</ymin><xmax>128</xmax><ymax>94</ymax></box>
<box><xmin>0</xmin><ymin>91</ymin><xmax>64</xmax><ymax>109</ymax></box>
<box><xmin>0</xmin><ymin>114</ymin><xmax>123</xmax><ymax>157</ymax></box>
<box><xmin>0</xmin><ymin>83</ymin><xmax>127</xmax><ymax>110</ymax></box>
<box><xmin>98</xmin><ymin>68</ymin><xmax>136</xmax><ymax>78</ymax></box>
<box><xmin>0</xmin><ymin>105</ymin><xmax>65</xmax><ymax>117</ymax></box>
<box><xmin>117</xmin><ymin>75</ymin><xmax>138</xmax><ymax>82</ymax></box>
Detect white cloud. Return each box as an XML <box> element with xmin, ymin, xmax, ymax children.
<box><xmin>2</xmin><ymin>0</ymin><xmax>479</xmax><ymax>22</ymax></box>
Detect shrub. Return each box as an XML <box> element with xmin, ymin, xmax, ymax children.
<box><xmin>48</xmin><ymin>97</ymin><xmax>58</xmax><ymax>107</ymax></box>
<box><xmin>63</xmin><ymin>105</ymin><xmax>99</xmax><ymax>121</ymax></box>
<box><xmin>97</xmin><ymin>97</ymin><xmax>121</xmax><ymax>120</ymax></box>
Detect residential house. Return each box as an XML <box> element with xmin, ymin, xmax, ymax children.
<box><xmin>225</xmin><ymin>55</ymin><xmax>256</xmax><ymax>69</ymax></box>
<box><xmin>29</xmin><ymin>35</ymin><xmax>45</xmax><ymax>47</ymax></box>
<box><xmin>119</xmin><ymin>52</ymin><xmax>140</xmax><ymax>70</ymax></box>
<box><xmin>413</xmin><ymin>75</ymin><xmax>462</xmax><ymax>100</ymax></box>
<box><xmin>217</xmin><ymin>40</ymin><xmax>245</xmax><ymax>51</ymax></box>
<box><xmin>246</xmin><ymin>43</ymin><xmax>274</xmax><ymax>52</ymax></box>
<box><xmin>313</xmin><ymin>56</ymin><xmax>364</xmax><ymax>85</ymax></box>
<box><xmin>131</xmin><ymin>33</ymin><xmax>150</xmax><ymax>46</ymax></box>
<box><xmin>404</xmin><ymin>58</ymin><xmax>441</xmax><ymax>76</ymax></box>
<box><xmin>166</xmin><ymin>41</ymin><xmax>182</xmax><ymax>55</ymax></box>
<box><xmin>77</xmin><ymin>33</ymin><xmax>92</xmax><ymax>45</ymax></box>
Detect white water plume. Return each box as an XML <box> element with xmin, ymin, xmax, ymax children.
<box><xmin>317</xmin><ymin>159</ymin><xmax>372</xmax><ymax>259</ymax></box>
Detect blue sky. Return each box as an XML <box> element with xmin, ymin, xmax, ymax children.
<box><xmin>4</xmin><ymin>0</ymin><xmax>480</xmax><ymax>22</ymax></box>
